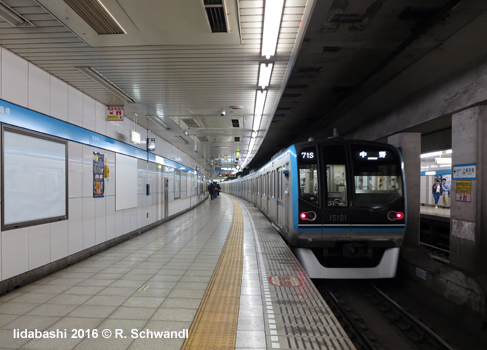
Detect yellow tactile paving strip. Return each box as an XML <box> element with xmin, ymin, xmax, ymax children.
<box><xmin>182</xmin><ymin>197</ymin><xmax>244</xmax><ymax>350</ymax></box>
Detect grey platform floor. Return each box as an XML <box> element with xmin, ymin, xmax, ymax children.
<box><xmin>0</xmin><ymin>194</ymin><xmax>354</xmax><ymax>350</ymax></box>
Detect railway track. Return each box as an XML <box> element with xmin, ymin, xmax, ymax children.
<box><xmin>420</xmin><ymin>242</ymin><xmax>450</xmax><ymax>263</ymax></box>
<box><xmin>315</xmin><ymin>280</ymin><xmax>455</xmax><ymax>350</ymax></box>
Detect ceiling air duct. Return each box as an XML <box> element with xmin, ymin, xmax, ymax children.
<box><xmin>203</xmin><ymin>0</ymin><xmax>228</xmax><ymax>33</ymax></box>
<box><xmin>64</xmin><ymin>0</ymin><xmax>125</xmax><ymax>35</ymax></box>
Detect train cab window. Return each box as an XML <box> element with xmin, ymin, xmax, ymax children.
<box><xmin>323</xmin><ymin>145</ymin><xmax>348</xmax><ymax>207</ymax></box>
<box><xmin>351</xmin><ymin>144</ymin><xmax>403</xmax><ymax>208</ymax></box>
<box><xmin>298</xmin><ymin>146</ymin><xmax>319</xmax><ymax>206</ymax></box>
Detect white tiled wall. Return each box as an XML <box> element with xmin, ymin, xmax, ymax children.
<box><xmin>28</xmin><ymin>223</ymin><xmax>50</xmax><ymax>270</ymax></box>
<box><xmin>2</xmin><ymin>49</ymin><xmax>28</xmax><ymax>107</ymax></box>
<box><xmin>50</xmin><ymin>75</ymin><xmax>68</xmax><ymax>121</ymax></box>
<box><xmin>68</xmin><ymin>198</ymin><xmax>83</xmax><ymax>255</ymax></box>
<box><xmin>2</xmin><ymin>227</ymin><xmax>28</xmax><ymax>280</ymax></box>
<box><xmin>28</xmin><ymin>64</ymin><xmax>50</xmax><ymax>116</ymax></box>
<box><xmin>0</xmin><ymin>47</ymin><xmax>207</xmax><ymax>283</ymax></box>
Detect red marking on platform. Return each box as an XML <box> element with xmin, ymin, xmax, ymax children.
<box><xmin>268</xmin><ymin>275</ymin><xmax>303</xmax><ymax>287</ymax></box>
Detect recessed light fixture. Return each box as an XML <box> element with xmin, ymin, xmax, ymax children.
<box><xmin>0</xmin><ymin>1</ymin><xmax>34</xmax><ymax>27</ymax></box>
<box><xmin>147</xmin><ymin>115</ymin><xmax>171</xmax><ymax>130</ymax></box>
<box><xmin>77</xmin><ymin>66</ymin><xmax>137</xmax><ymax>103</ymax></box>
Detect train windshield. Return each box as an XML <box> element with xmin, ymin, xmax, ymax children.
<box><xmin>298</xmin><ymin>146</ymin><xmax>319</xmax><ymax>206</ymax></box>
<box><xmin>350</xmin><ymin>144</ymin><xmax>403</xmax><ymax>208</ymax></box>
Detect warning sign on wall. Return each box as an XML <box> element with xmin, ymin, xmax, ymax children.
<box><xmin>455</xmin><ymin>180</ymin><xmax>471</xmax><ymax>202</ymax></box>
<box><xmin>106</xmin><ymin>107</ymin><xmax>124</xmax><ymax>121</ymax></box>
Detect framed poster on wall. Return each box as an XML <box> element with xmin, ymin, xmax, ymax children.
<box><xmin>93</xmin><ymin>152</ymin><xmax>104</xmax><ymax>198</ymax></box>
<box><xmin>2</xmin><ymin>126</ymin><xmax>68</xmax><ymax>230</ymax></box>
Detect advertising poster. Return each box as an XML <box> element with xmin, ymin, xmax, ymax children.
<box><xmin>93</xmin><ymin>152</ymin><xmax>104</xmax><ymax>198</ymax></box>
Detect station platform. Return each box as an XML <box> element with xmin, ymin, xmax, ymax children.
<box><xmin>0</xmin><ymin>194</ymin><xmax>354</xmax><ymax>350</ymax></box>
<box><xmin>420</xmin><ymin>206</ymin><xmax>450</xmax><ymax>219</ymax></box>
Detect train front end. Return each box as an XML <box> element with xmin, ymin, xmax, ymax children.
<box><xmin>291</xmin><ymin>140</ymin><xmax>406</xmax><ymax>278</ymax></box>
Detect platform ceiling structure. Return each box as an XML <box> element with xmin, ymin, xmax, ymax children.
<box><xmin>0</xmin><ymin>0</ymin><xmax>314</xmax><ymax>175</ymax></box>
<box><xmin>1</xmin><ymin>1</ymin><xmax>487</xmax><ymax>175</ymax></box>
<box><xmin>252</xmin><ymin>0</ymin><xmax>487</xmax><ymax>169</ymax></box>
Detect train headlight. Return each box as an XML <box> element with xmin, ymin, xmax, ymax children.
<box><xmin>300</xmin><ymin>211</ymin><xmax>317</xmax><ymax>221</ymax></box>
<box><xmin>387</xmin><ymin>211</ymin><xmax>404</xmax><ymax>221</ymax></box>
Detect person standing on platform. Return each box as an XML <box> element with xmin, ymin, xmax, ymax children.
<box><xmin>215</xmin><ymin>182</ymin><xmax>221</xmax><ymax>197</ymax></box>
<box><xmin>432</xmin><ymin>179</ymin><xmax>442</xmax><ymax>209</ymax></box>
<box><xmin>208</xmin><ymin>182</ymin><xmax>215</xmax><ymax>200</ymax></box>
<box><xmin>442</xmin><ymin>178</ymin><xmax>451</xmax><ymax>208</ymax></box>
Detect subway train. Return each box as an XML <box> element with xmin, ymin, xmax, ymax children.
<box><xmin>221</xmin><ymin>138</ymin><xmax>406</xmax><ymax>278</ymax></box>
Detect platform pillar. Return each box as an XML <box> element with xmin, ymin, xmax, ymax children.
<box><xmin>450</xmin><ymin>106</ymin><xmax>487</xmax><ymax>273</ymax></box>
<box><xmin>388</xmin><ymin>132</ymin><xmax>421</xmax><ymax>247</ymax></box>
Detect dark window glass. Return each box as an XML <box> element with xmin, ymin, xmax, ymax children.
<box><xmin>298</xmin><ymin>146</ymin><xmax>319</xmax><ymax>206</ymax></box>
<box><xmin>350</xmin><ymin>144</ymin><xmax>403</xmax><ymax>208</ymax></box>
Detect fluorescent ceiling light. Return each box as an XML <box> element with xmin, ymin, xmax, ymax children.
<box><xmin>147</xmin><ymin>115</ymin><xmax>171</xmax><ymax>130</ymax></box>
<box><xmin>261</xmin><ymin>0</ymin><xmax>285</xmax><ymax>59</ymax></box>
<box><xmin>77</xmin><ymin>66</ymin><xmax>137</xmax><ymax>103</ymax></box>
<box><xmin>254</xmin><ymin>89</ymin><xmax>267</xmax><ymax>118</ymax></box>
<box><xmin>258</xmin><ymin>63</ymin><xmax>274</xmax><ymax>89</ymax></box>
<box><xmin>252</xmin><ymin>115</ymin><xmax>262</xmax><ymax>132</ymax></box>
<box><xmin>435</xmin><ymin>157</ymin><xmax>452</xmax><ymax>165</ymax></box>
<box><xmin>0</xmin><ymin>1</ymin><xmax>34</xmax><ymax>27</ymax></box>
<box><xmin>425</xmin><ymin>171</ymin><xmax>436</xmax><ymax>175</ymax></box>
<box><xmin>251</xmin><ymin>131</ymin><xmax>258</xmax><ymax>138</ymax></box>
<box><xmin>249</xmin><ymin>137</ymin><xmax>256</xmax><ymax>152</ymax></box>
<box><xmin>420</xmin><ymin>151</ymin><xmax>443</xmax><ymax>158</ymax></box>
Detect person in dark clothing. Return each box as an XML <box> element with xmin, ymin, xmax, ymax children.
<box><xmin>215</xmin><ymin>182</ymin><xmax>221</xmax><ymax>196</ymax></box>
<box><xmin>208</xmin><ymin>182</ymin><xmax>216</xmax><ymax>200</ymax></box>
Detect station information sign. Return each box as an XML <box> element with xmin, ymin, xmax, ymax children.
<box><xmin>455</xmin><ymin>180</ymin><xmax>472</xmax><ymax>202</ymax></box>
<box><xmin>453</xmin><ymin>163</ymin><xmax>476</xmax><ymax>180</ymax></box>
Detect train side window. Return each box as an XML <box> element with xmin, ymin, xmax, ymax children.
<box><xmin>298</xmin><ymin>146</ymin><xmax>319</xmax><ymax>206</ymax></box>
<box><xmin>323</xmin><ymin>145</ymin><xmax>348</xmax><ymax>207</ymax></box>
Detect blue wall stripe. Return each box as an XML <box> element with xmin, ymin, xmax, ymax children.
<box><xmin>0</xmin><ymin>99</ymin><xmax>204</xmax><ymax>177</ymax></box>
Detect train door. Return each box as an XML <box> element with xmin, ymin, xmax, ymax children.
<box><xmin>321</xmin><ymin>144</ymin><xmax>352</xmax><ymax>238</ymax></box>
<box><xmin>277</xmin><ymin>167</ymin><xmax>285</xmax><ymax>229</ymax></box>
<box><xmin>284</xmin><ymin>163</ymin><xmax>290</xmax><ymax>232</ymax></box>
<box><xmin>266</xmin><ymin>172</ymin><xmax>270</xmax><ymax>215</ymax></box>
<box><xmin>275</xmin><ymin>170</ymin><xmax>279</xmax><ymax>224</ymax></box>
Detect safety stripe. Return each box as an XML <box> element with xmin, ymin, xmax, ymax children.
<box><xmin>182</xmin><ymin>197</ymin><xmax>243</xmax><ymax>349</ymax></box>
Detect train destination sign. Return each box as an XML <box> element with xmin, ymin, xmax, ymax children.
<box><xmin>356</xmin><ymin>150</ymin><xmax>389</xmax><ymax>161</ymax></box>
